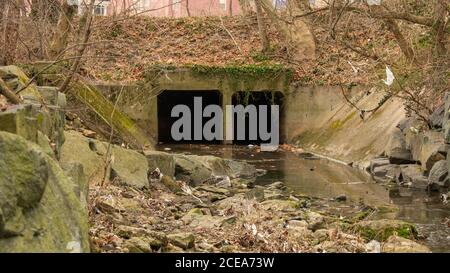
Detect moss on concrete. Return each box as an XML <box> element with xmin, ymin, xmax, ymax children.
<box><xmin>330</xmin><ymin>112</ymin><xmax>356</xmax><ymax>130</ymax></box>
<box><xmin>144</xmin><ymin>63</ymin><xmax>294</xmax><ymax>93</ymax></box>
<box><xmin>70</xmin><ymin>81</ymin><xmax>154</xmax><ymax>149</ymax></box>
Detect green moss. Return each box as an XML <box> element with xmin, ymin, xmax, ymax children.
<box><xmin>415</xmin><ymin>32</ymin><xmax>433</xmax><ymax>49</ymax></box>
<box><xmin>143</xmin><ymin>63</ymin><xmax>294</xmax><ymax>94</ymax></box>
<box><xmin>187</xmin><ymin>63</ymin><xmax>293</xmax><ymax>80</ymax></box>
<box><xmin>359</xmin><ymin>225</ymin><xmax>417</xmax><ymax>241</ymax></box>
<box><xmin>355</xmin><ymin>220</ymin><xmax>418</xmax><ymax>242</ymax></box>
<box><xmin>351</xmin><ymin>209</ymin><xmax>373</xmax><ymax>223</ymax></box>
<box><xmin>251</xmin><ymin>51</ymin><xmax>272</xmax><ymax>62</ymax></box>
<box><xmin>70</xmin><ymin>82</ymin><xmax>153</xmax><ymax>149</ymax></box>
<box><xmin>330</xmin><ymin>119</ymin><xmax>343</xmax><ymax>129</ymax></box>
<box><xmin>330</xmin><ymin>112</ymin><xmax>356</xmax><ymax>130</ymax></box>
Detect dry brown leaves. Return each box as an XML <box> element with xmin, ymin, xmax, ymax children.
<box><xmin>76</xmin><ymin>15</ymin><xmax>397</xmax><ymax>86</ymax></box>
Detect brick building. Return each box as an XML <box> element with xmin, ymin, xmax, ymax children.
<box><xmin>103</xmin><ymin>0</ymin><xmax>242</xmax><ymax>17</ymax></box>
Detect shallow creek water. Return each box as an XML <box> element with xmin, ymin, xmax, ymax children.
<box><xmin>157</xmin><ymin>144</ymin><xmax>450</xmax><ymax>252</ymax></box>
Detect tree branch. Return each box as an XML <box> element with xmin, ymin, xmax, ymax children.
<box><xmin>0</xmin><ymin>78</ymin><xmax>22</xmax><ymax>104</ymax></box>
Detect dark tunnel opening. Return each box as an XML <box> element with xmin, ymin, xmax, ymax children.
<box><xmin>157</xmin><ymin>90</ymin><xmax>222</xmax><ymax>144</ymax></box>
<box><xmin>231</xmin><ymin>91</ymin><xmax>285</xmax><ymax>145</ymax></box>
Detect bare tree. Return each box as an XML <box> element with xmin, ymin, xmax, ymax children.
<box><xmin>255</xmin><ymin>0</ymin><xmax>270</xmax><ymax>53</ymax></box>
<box><xmin>59</xmin><ymin>0</ymin><xmax>96</xmax><ymax>94</ymax></box>
<box><xmin>48</xmin><ymin>1</ymin><xmax>77</xmax><ymax>60</ymax></box>
<box><xmin>30</xmin><ymin>0</ymin><xmax>61</xmax><ymax>23</ymax></box>
<box><xmin>0</xmin><ymin>0</ymin><xmax>24</xmax><ymax>65</ymax></box>
<box><xmin>238</xmin><ymin>0</ymin><xmax>252</xmax><ymax>15</ymax></box>
<box><xmin>229</xmin><ymin>0</ymin><xmax>234</xmax><ymax>16</ymax></box>
<box><xmin>186</xmin><ymin>0</ymin><xmax>191</xmax><ymax>16</ymax></box>
<box><xmin>318</xmin><ymin>0</ymin><xmax>448</xmax><ymax>121</ymax></box>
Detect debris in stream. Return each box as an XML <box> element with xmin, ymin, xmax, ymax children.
<box><xmin>88</xmin><ymin>161</ymin><xmax>431</xmax><ymax>253</ymax></box>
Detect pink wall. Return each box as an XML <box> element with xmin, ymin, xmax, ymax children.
<box><xmin>107</xmin><ymin>0</ymin><xmax>242</xmax><ymax>17</ymax></box>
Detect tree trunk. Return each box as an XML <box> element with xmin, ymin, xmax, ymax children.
<box><xmin>229</xmin><ymin>0</ymin><xmax>233</xmax><ymax>16</ymax></box>
<box><xmin>384</xmin><ymin>18</ymin><xmax>415</xmax><ymax>63</ymax></box>
<box><xmin>0</xmin><ymin>0</ymin><xmax>23</xmax><ymax>65</ymax></box>
<box><xmin>255</xmin><ymin>0</ymin><xmax>270</xmax><ymax>53</ymax></box>
<box><xmin>186</xmin><ymin>0</ymin><xmax>191</xmax><ymax>16</ymax></box>
<box><xmin>238</xmin><ymin>0</ymin><xmax>252</xmax><ymax>16</ymax></box>
<box><xmin>0</xmin><ymin>1</ymin><xmax>5</xmax><ymax>40</ymax></box>
<box><xmin>260</xmin><ymin>0</ymin><xmax>289</xmax><ymax>40</ymax></box>
<box><xmin>433</xmin><ymin>0</ymin><xmax>448</xmax><ymax>57</ymax></box>
<box><xmin>48</xmin><ymin>2</ymin><xmax>77</xmax><ymax>60</ymax></box>
<box><xmin>59</xmin><ymin>0</ymin><xmax>96</xmax><ymax>94</ymax></box>
<box><xmin>31</xmin><ymin>0</ymin><xmax>61</xmax><ymax>23</ymax></box>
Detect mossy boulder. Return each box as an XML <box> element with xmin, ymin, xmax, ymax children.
<box><xmin>354</xmin><ymin>219</ymin><xmax>418</xmax><ymax>242</ymax></box>
<box><xmin>124</xmin><ymin>237</ymin><xmax>152</xmax><ymax>253</ymax></box>
<box><xmin>0</xmin><ymin>65</ymin><xmax>42</xmax><ymax>101</ymax></box>
<box><xmin>167</xmin><ymin>232</ymin><xmax>195</xmax><ymax>250</ymax></box>
<box><xmin>61</xmin><ymin>162</ymin><xmax>88</xmax><ymax>211</ymax></box>
<box><xmin>0</xmin><ymin>131</ymin><xmax>89</xmax><ymax>252</ymax></box>
<box><xmin>0</xmin><ymin>104</ymin><xmax>37</xmax><ymax>143</ymax></box>
<box><xmin>0</xmin><ymin>67</ymin><xmax>67</xmax><ymax>158</ymax></box>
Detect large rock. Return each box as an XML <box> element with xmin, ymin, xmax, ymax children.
<box><xmin>245</xmin><ymin>187</ymin><xmax>265</xmax><ymax>202</ymax></box>
<box><xmin>370</xmin><ymin>162</ymin><xmax>401</xmax><ymax>183</ymax></box>
<box><xmin>1</xmin><ymin>66</ymin><xmax>66</xmax><ymax>158</ymax></box>
<box><xmin>60</xmin><ymin>131</ymin><xmax>149</xmax><ymax>189</ymax></box>
<box><xmin>429</xmin><ymin>104</ymin><xmax>444</xmax><ymax>130</ymax></box>
<box><xmin>408</xmin><ymin>131</ymin><xmax>445</xmax><ymax>171</ymax></box>
<box><xmin>60</xmin><ymin>131</ymin><xmax>106</xmax><ymax>184</ymax></box>
<box><xmin>398</xmin><ymin>165</ymin><xmax>428</xmax><ymax>189</ymax></box>
<box><xmin>181</xmin><ymin>209</ymin><xmax>223</xmax><ymax>229</ymax></box>
<box><xmin>167</xmin><ymin>232</ymin><xmax>195</xmax><ymax>250</ymax></box>
<box><xmin>369</xmin><ymin>157</ymin><xmax>390</xmax><ymax>173</ymax></box>
<box><xmin>173</xmin><ymin>155</ymin><xmax>213</xmax><ymax>186</ymax></box>
<box><xmin>382</xmin><ymin>235</ymin><xmax>431</xmax><ymax>253</ymax></box>
<box><xmin>194</xmin><ymin>155</ymin><xmax>258</xmax><ymax>178</ymax></box>
<box><xmin>355</xmin><ymin>219</ymin><xmax>417</xmax><ymax>241</ymax></box>
<box><xmin>0</xmin><ymin>66</ymin><xmax>42</xmax><ymax>102</ymax></box>
<box><xmin>397</xmin><ymin>117</ymin><xmax>421</xmax><ymax>133</ymax></box>
<box><xmin>123</xmin><ymin>237</ymin><xmax>152</xmax><ymax>253</ymax></box>
<box><xmin>306</xmin><ymin>211</ymin><xmax>325</xmax><ymax>231</ymax></box>
<box><xmin>144</xmin><ymin>150</ymin><xmax>175</xmax><ymax>178</ymax></box>
<box><xmin>110</xmin><ymin>145</ymin><xmax>149</xmax><ymax>189</ymax></box>
<box><xmin>0</xmin><ymin>104</ymin><xmax>37</xmax><ymax>143</ymax></box>
<box><xmin>385</xmin><ymin>129</ymin><xmax>414</xmax><ymax>164</ymax></box>
<box><xmin>428</xmin><ymin>160</ymin><xmax>449</xmax><ymax>190</ymax></box>
<box><xmin>0</xmin><ymin>131</ymin><xmax>89</xmax><ymax>252</ymax></box>
<box><xmin>61</xmin><ymin>162</ymin><xmax>89</xmax><ymax>210</ymax></box>
<box><xmin>173</xmin><ymin>154</ymin><xmax>257</xmax><ymax>186</ymax></box>
<box><xmin>36</xmin><ymin>86</ymin><xmax>66</xmax><ymax>158</ymax></box>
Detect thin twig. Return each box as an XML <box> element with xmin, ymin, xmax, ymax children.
<box><xmin>219</xmin><ymin>16</ymin><xmax>242</xmax><ymax>53</ymax></box>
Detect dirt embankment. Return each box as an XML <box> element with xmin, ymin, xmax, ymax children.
<box><xmin>81</xmin><ymin>15</ymin><xmax>398</xmax><ymax>85</ymax></box>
